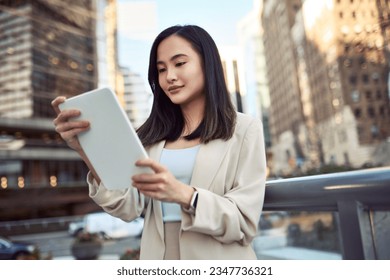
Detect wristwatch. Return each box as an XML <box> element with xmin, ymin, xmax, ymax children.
<box><xmin>184</xmin><ymin>189</ymin><xmax>198</xmax><ymax>215</ymax></box>
<box><xmin>190</xmin><ymin>190</ymin><xmax>199</xmax><ymax>210</ymax></box>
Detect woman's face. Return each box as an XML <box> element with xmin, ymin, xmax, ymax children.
<box><xmin>156</xmin><ymin>35</ymin><xmax>206</xmax><ymax>108</ymax></box>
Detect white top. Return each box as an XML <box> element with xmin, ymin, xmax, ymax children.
<box><xmin>160</xmin><ymin>145</ymin><xmax>200</xmax><ymax>222</ymax></box>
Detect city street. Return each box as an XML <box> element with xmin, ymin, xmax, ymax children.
<box><xmin>10</xmin><ymin>231</ymin><xmax>141</xmax><ymax>260</ymax></box>
<box><xmin>1</xmin><ymin>0</ymin><xmax>389</xmax><ymax>266</ymax></box>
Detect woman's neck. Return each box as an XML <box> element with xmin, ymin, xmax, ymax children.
<box><xmin>180</xmin><ymin>98</ymin><xmax>205</xmax><ymax>135</ymax></box>
<box><xmin>165</xmin><ymin>100</ymin><xmax>204</xmax><ymax>150</ymax></box>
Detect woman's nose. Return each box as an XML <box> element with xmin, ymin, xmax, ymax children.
<box><xmin>166</xmin><ymin>68</ymin><xmax>177</xmax><ymax>82</ymax></box>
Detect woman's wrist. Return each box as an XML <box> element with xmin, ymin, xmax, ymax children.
<box><xmin>179</xmin><ymin>184</ymin><xmax>195</xmax><ymax>209</ymax></box>
<box><xmin>181</xmin><ymin>187</ymin><xmax>198</xmax><ymax>214</ymax></box>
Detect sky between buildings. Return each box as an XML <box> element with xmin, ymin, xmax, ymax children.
<box><xmin>117</xmin><ymin>0</ymin><xmax>254</xmax><ymax>87</ymax></box>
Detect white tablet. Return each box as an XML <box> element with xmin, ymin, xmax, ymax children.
<box><xmin>59</xmin><ymin>87</ymin><xmax>152</xmax><ymax>190</ymax></box>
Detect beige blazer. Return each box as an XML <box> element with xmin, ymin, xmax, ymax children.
<box><xmin>88</xmin><ymin>113</ymin><xmax>266</xmax><ymax>259</ymax></box>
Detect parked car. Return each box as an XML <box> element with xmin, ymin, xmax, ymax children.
<box><xmin>0</xmin><ymin>236</ymin><xmax>39</xmax><ymax>260</ymax></box>
<box><xmin>68</xmin><ymin>212</ymin><xmax>144</xmax><ymax>239</ymax></box>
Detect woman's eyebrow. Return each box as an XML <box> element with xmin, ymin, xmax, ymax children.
<box><xmin>157</xmin><ymin>54</ymin><xmax>188</xmax><ymax>65</ymax></box>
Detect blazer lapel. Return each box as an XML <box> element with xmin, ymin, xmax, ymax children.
<box><xmin>190</xmin><ymin>139</ymin><xmax>231</xmax><ymax>189</ymax></box>
<box><xmin>147</xmin><ymin>140</ymin><xmax>165</xmax><ymax>160</ymax></box>
<box><xmin>146</xmin><ymin>141</ymin><xmax>165</xmax><ymax>241</ymax></box>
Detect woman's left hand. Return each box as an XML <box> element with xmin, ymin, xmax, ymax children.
<box><xmin>131</xmin><ymin>158</ymin><xmax>194</xmax><ymax>208</ymax></box>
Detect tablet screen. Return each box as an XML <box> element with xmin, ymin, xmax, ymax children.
<box><xmin>59</xmin><ymin>87</ymin><xmax>152</xmax><ymax>189</ymax></box>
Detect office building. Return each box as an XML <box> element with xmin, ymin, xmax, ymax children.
<box><xmin>120</xmin><ymin>66</ymin><xmax>152</xmax><ymax>129</ymax></box>
<box><xmin>262</xmin><ymin>0</ymin><xmax>304</xmax><ymax>174</ymax></box>
<box><xmin>0</xmin><ymin>0</ymin><xmax>118</xmax><ymax>219</ymax></box>
<box><xmin>219</xmin><ymin>46</ymin><xmax>244</xmax><ymax>113</ymax></box>
<box><xmin>301</xmin><ymin>0</ymin><xmax>390</xmax><ymax>167</ymax></box>
<box><xmin>262</xmin><ymin>0</ymin><xmax>390</xmax><ymax>175</ymax></box>
<box><xmin>237</xmin><ymin>0</ymin><xmax>271</xmax><ymax>149</ymax></box>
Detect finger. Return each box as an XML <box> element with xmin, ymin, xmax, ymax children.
<box><xmin>135</xmin><ymin>158</ymin><xmax>167</xmax><ymax>173</ymax></box>
<box><xmin>59</xmin><ymin>128</ymin><xmax>87</xmax><ymax>142</ymax></box>
<box><xmin>132</xmin><ymin>184</ymin><xmax>167</xmax><ymax>201</ymax></box>
<box><xmin>132</xmin><ymin>182</ymin><xmax>157</xmax><ymax>191</ymax></box>
<box><xmin>54</xmin><ymin>118</ymin><xmax>89</xmax><ymax>132</ymax></box>
<box><xmin>132</xmin><ymin>173</ymin><xmax>157</xmax><ymax>183</ymax></box>
<box><xmin>60</xmin><ymin>109</ymin><xmax>81</xmax><ymax>118</ymax></box>
<box><xmin>53</xmin><ymin>109</ymin><xmax>82</xmax><ymax>125</ymax></box>
<box><xmin>55</xmin><ymin>122</ymin><xmax>90</xmax><ymax>136</ymax></box>
<box><xmin>51</xmin><ymin>96</ymin><xmax>67</xmax><ymax>115</ymax></box>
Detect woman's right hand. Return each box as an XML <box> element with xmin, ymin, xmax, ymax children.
<box><xmin>51</xmin><ymin>96</ymin><xmax>90</xmax><ymax>152</ymax></box>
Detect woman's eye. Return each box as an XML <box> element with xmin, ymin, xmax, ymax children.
<box><xmin>158</xmin><ymin>68</ymin><xmax>166</xmax><ymax>73</ymax></box>
<box><xmin>176</xmin><ymin>62</ymin><xmax>186</xmax><ymax>67</ymax></box>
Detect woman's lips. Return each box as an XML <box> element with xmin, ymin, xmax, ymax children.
<box><xmin>168</xmin><ymin>85</ymin><xmax>184</xmax><ymax>93</ymax></box>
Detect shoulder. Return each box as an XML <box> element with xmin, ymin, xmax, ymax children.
<box><xmin>235</xmin><ymin>112</ymin><xmax>262</xmax><ymax>136</ymax></box>
<box><xmin>233</xmin><ymin>113</ymin><xmax>265</xmax><ymax>158</ymax></box>
<box><xmin>236</xmin><ymin>112</ymin><xmax>257</xmax><ymax>125</ymax></box>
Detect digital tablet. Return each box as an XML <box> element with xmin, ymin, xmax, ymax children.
<box><xmin>59</xmin><ymin>87</ymin><xmax>152</xmax><ymax>190</ymax></box>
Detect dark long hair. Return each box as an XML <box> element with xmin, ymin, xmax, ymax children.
<box><xmin>137</xmin><ymin>25</ymin><xmax>236</xmax><ymax>147</ymax></box>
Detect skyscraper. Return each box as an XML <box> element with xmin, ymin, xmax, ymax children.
<box><xmin>262</xmin><ymin>0</ymin><xmax>390</xmax><ymax>175</ymax></box>
<box><xmin>0</xmin><ymin>0</ymin><xmax>118</xmax><ymax>219</ymax></box>
<box><xmin>120</xmin><ymin>66</ymin><xmax>152</xmax><ymax>129</ymax></box>
<box><xmin>262</xmin><ymin>0</ymin><xmax>304</xmax><ymax>174</ymax></box>
<box><xmin>300</xmin><ymin>0</ymin><xmax>390</xmax><ymax>168</ymax></box>
<box><xmin>0</xmin><ymin>0</ymin><xmax>97</xmax><ymax>119</ymax></box>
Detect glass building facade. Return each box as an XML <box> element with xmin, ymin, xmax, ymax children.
<box><xmin>0</xmin><ymin>0</ymin><xmax>105</xmax><ymax>219</ymax></box>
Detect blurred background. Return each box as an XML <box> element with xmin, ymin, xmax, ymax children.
<box><xmin>0</xmin><ymin>0</ymin><xmax>389</xmax><ymax>260</ymax></box>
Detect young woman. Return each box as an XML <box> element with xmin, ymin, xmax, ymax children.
<box><xmin>52</xmin><ymin>25</ymin><xmax>266</xmax><ymax>260</ymax></box>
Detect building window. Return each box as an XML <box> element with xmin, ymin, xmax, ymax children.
<box><xmin>344</xmin><ymin>58</ymin><xmax>352</xmax><ymax>67</ymax></box>
<box><xmin>376</xmin><ymin>90</ymin><xmax>382</xmax><ymax>100</ymax></box>
<box><xmin>365</xmin><ymin>90</ymin><xmax>372</xmax><ymax>101</ymax></box>
<box><xmin>351</xmin><ymin>90</ymin><xmax>360</xmax><ymax>102</ymax></box>
<box><xmin>362</xmin><ymin>74</ymin><xmax>369</xmax><ymax>84</ymax></box>
<box><xmin>371</xmin><ymin>72</ymin><xmax>380</xmax><ymax>83</ymax></box>
<box><xmin>368</xmin><ymin>107</ymin><xmax>375</xmax><ymax>118</ymax></box>
<box><xmin>371</xmin><ymin>124</ymin><xmax>379</xmax><ymax>138</ymax></box>
<box><xmin>349</xmin><ymin>75</ymin><xmax>357</xmax><ymax>85</ymax></box>
<box><xmin>354</xmin><ymin>108</ymin><xmax>362</xmax><ymax>118</ymax></box>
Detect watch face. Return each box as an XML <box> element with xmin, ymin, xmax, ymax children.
<box><xmin>192</xmin><ymin>191</ymin><xmax>199</xmax><ymax>209</ymax></box>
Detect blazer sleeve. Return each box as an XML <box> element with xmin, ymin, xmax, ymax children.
<box><xmin>181</xmin><ymin>118</ymin><xmax>267</xmax><ymax>245</ymax></box>
<box><xmin>87</xmin><ymin>172</ymin><xmax>148</xmax><ymax>222</ymax></box>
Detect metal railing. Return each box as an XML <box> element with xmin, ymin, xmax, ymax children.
<box><xmin>0</xmin><ymin>216</ymin><xmax>81</xmax><ymax>236</ymax></box>
<box><xmin>1</xmin><ymin>167</ymin><xmax>389</xmax><ymax>259</ymax></box>
<box><xmin>263</xmin><ymin>166</ymin><xmax>390</xmax><ymax>260</ymax></box>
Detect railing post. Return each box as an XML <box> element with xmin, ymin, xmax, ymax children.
<box><xmin>337</xmin><ymin>200</ymin><xmax>366</xmax><ymax>259</ymax></box>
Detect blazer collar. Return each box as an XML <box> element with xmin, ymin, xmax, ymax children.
<box><xmin>147</xmin><ymin>141</ymin><xmax>165</xmax><ymax>240</ymax></box>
